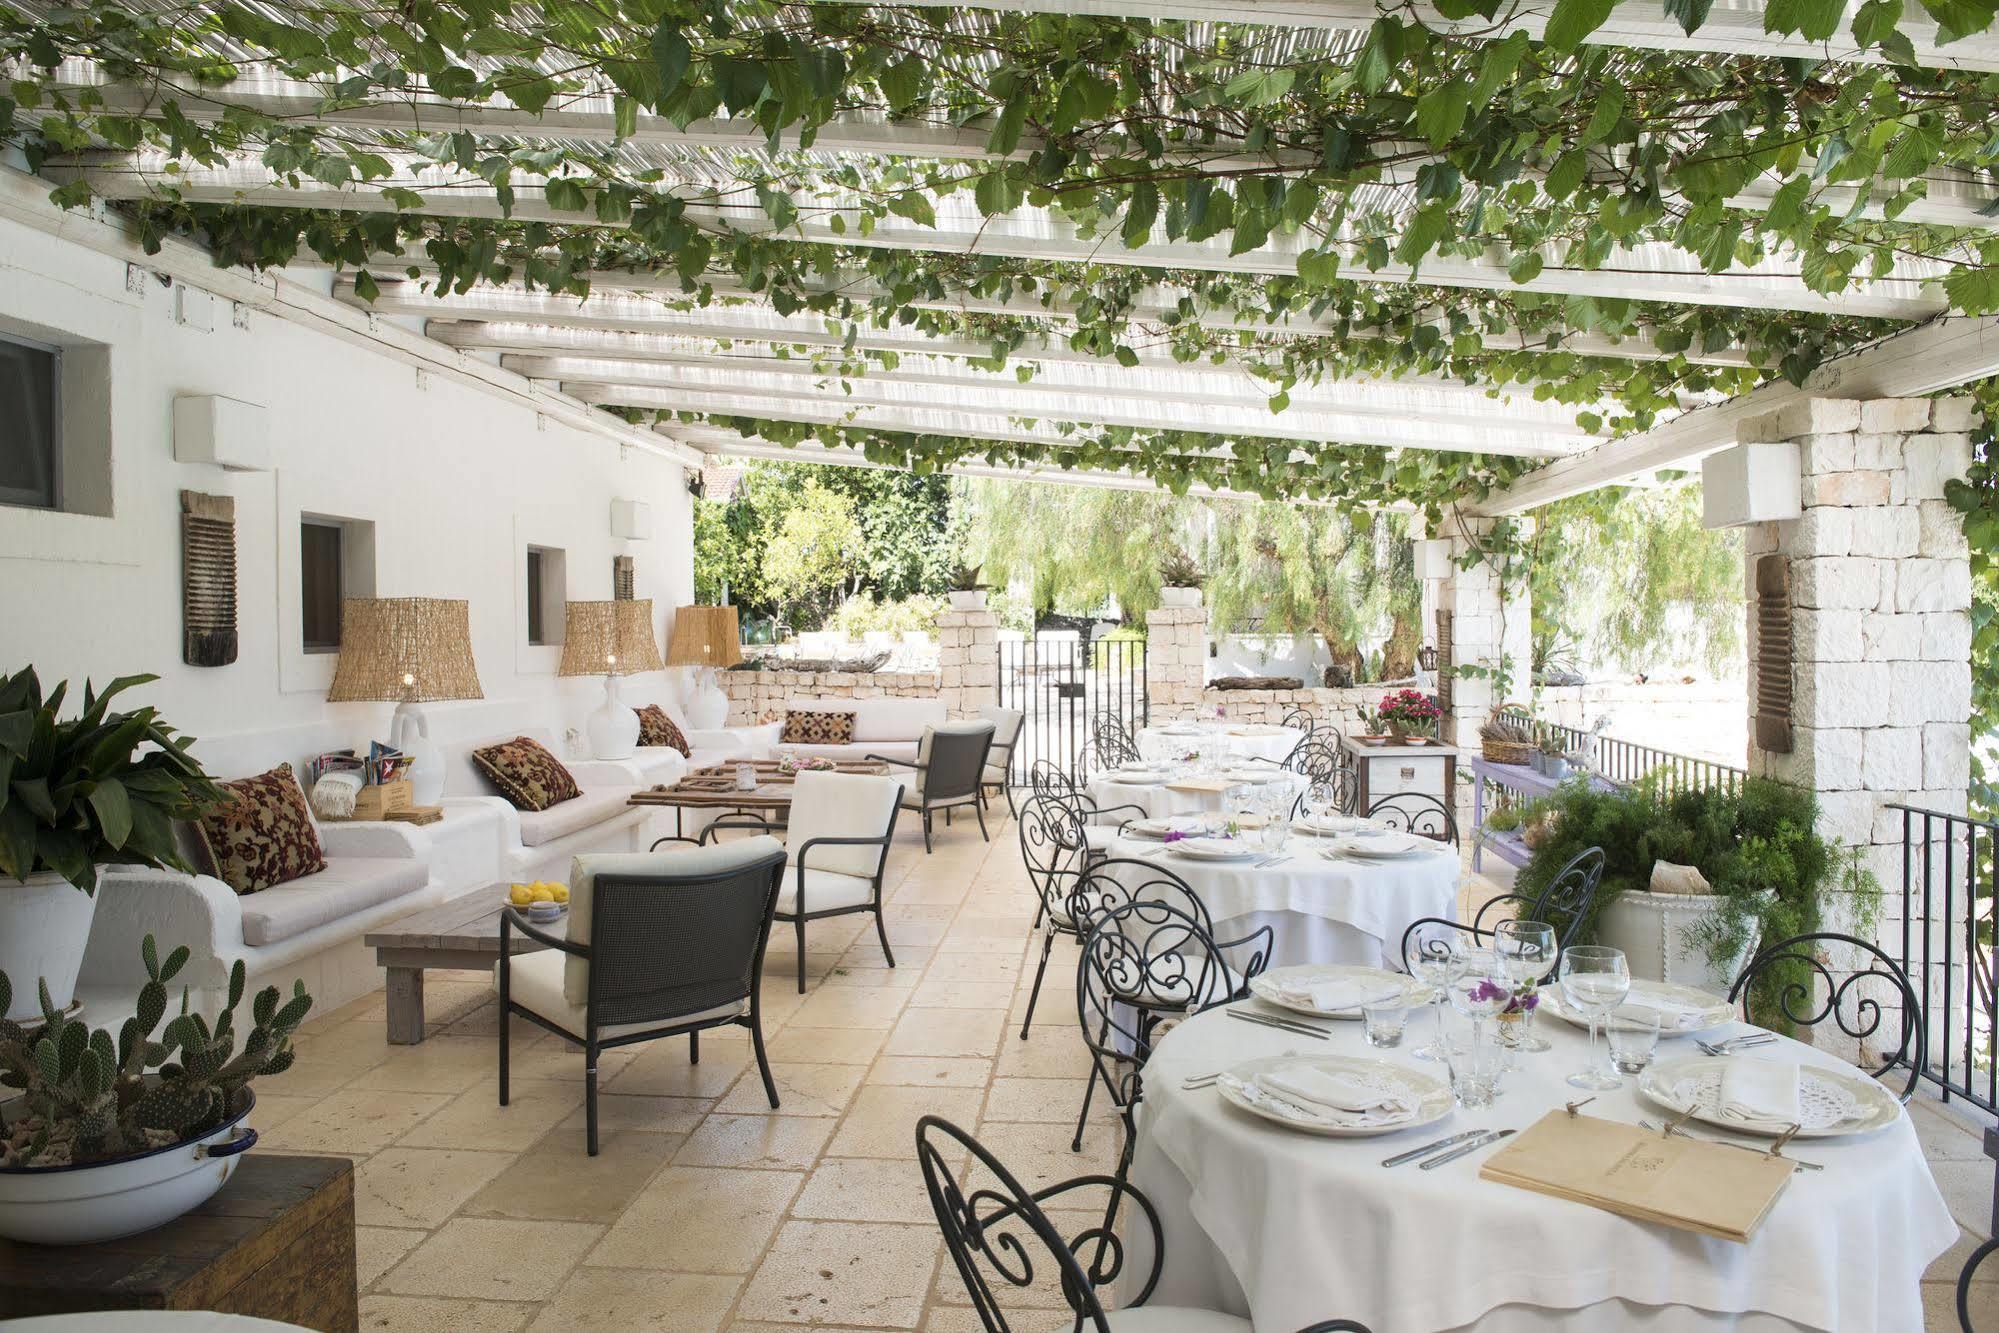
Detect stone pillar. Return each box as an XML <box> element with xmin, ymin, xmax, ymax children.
<box><xmin>936</xmin><ymin>609</ymin><xmax>998</xmax><ymax>719</ymax></box>
<box><xmin>1145</xmin><ymin>605</ymin><xmax>1210</xmax><ymax>721</ymax></box>
<box><xmin>1738</xmin><ymin>395</ymin><xmax>1974</xmax><ymax>1056</ymax></box>
<box><xmin>1437</xmin><ymin>513</ymin><xmax>1533</xmax><ymax>748</ymax></box>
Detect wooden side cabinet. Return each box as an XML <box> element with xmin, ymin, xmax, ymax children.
<box><xmin>1342</xmin><ymin>735</ymin><xmax>1459</xmax><ymax>816</ymax></box>
<box><xmin>0</xmin><ymin>1154</ymin><xmax>358</xmax><ymax>1331</ymax></box>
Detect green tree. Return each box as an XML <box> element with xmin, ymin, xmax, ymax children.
<box><xmin>760</xmin><ymin>482</ymin><xmax>863</xmax><ymax>625</ymax></box>
<box><xmin>958</xmin><ymin>481</ymin><xmax>1189</xmax><ymax>618</ymax></box>
<box><xmin>1952</xmin><ymin>383</ymin><xmax>1998</xmax><ymax>823</ymax></box>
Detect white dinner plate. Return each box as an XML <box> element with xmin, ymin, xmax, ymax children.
<box><xmin>1105</xmin><ymin>768</ymin><xmax>1168</xmax><ymax>785</ymax></box>
<box><xmin>1125</xmin><ymin>817</ymin><xmax>1198</xmax><ymax>839</ymax></box>
<box><xmin>1541</xmin><ymin>980</ymin><xmax>1732</xmax><ymax>1036</ymax></box>
<box><xmin>1295</xmin><ymin>814</ymin><xmax>1373</xmax><ymax>837</ymax></box>
<box><xmin>1249</xmin><ymin>964</ymin><xmax>1435</xmax><ymax>1020</ymax></box>
<box><xmin>1221</xmin><ymin>767</ymin><xmax>1282</xmax><ymax>785</ymax></box>
<box><xmin>1156</xmin><ymin>724</ymin><xmax>1205</xmax><ymax>736</ymax></box>
<box><xmin>1637</xmin><ymin>1054</ymin><xmax>1903</xmax><ymax>1139</ymax></box>
<box><xmin>1215</xmin><ymin>1054</ymin><xmax>1453</xmax><ymax>1138</ymax></box>
<box><xmin>1328</xmin><ymin>832</ymin><xmax>1435</xmax><ymax>859</ymax></box>
<box><xmin>1171</xmin><ymin>836</ymin><xmax>1261</xmax><ymax>861</ymax></box>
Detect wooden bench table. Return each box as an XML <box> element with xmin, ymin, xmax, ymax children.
<box><xmin>364</xmin><ymin>887</ymin><xmax>560</xmax><ymax>1044</ymax></box>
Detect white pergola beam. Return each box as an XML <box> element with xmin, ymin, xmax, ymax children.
<box><xmin>815</xmin><ymin>0</ymin><xmax>1999</xmax><ymax>71</ymax></box>
<box><xmin>1479</xmin><ymin>314</ymin><xmax>1999</xmax><ymax>512</ymax></box>
<box><xmin>48</xmin><ymin>155</ymin><xmax>1952</xmax><ymax>321</ymax></box>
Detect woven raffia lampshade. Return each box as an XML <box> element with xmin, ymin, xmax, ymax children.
<box><xmin>558</xmin><ymin>599</ymin><xmax>665</xmax><ymax>678</ymax></box>
<box><xmin>326</xmin><ymin>597</ymin><xmax>483</xmax><ymax>702</ymax></box>
<box><xmin>666</xmin><ymin>605</ymin><xmax>743</xmax><ymax>669</ymax></box>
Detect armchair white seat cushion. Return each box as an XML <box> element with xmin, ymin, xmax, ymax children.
<box><xmin>561</xmin><ymin>839</ymin><xmax>787</xmax><ymax>1005</ymax></box>
<box><xmin>497</xmin><ymin>949</ymin><xmax>746</xmax><ymax>1042</ymax></box>
<box><xmin>515</xmin><ymin>786</ymin><xmax>641</xmax><ymax>847</ymax></box>
<box><xmin>785</xmin><ymin>770</ymin><xmax>902</xmax><ymax>880</ymax></box>
<box><xmin>778</xmin><ymin>867</ymin><xmax>877</xmax><ymax>916</ymax></box>
<box><xmin>896</xmin><ymin>722</ymin><xmax>997</xmax><ymax>808</ymax></box>
<box><xmin>237</xmin><ymin>857</ymin><xmax>431</xmax><ymax>947</ymax></box>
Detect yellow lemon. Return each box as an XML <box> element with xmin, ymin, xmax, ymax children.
<box><xmin>550</xmin><ymin>885</ymin><xmax>569</xmax><ymax>904</ymax></box>
<box><xmin>531</xmin><ymin>886</ymin><xmax>556</xmax><ymax>904</ymax></box>
<box><xmin>508</xmin><ymin>884</ymin><xmax>533</xmax><ymax>906</ymax></box>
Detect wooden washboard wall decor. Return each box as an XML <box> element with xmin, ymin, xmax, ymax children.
<box><xmin>613</xmin><ymin>555</ymin><xmax>635</xmax><ymax>599</ymax></box>
<box><xmin>181</xmin><ymin>490</ymin><xmax>238</xmax><ymax>666</ymax></box>
<box><xmin>1753</xmin><ymin>554</ymin><xmax>1794</xmax><ymax>753</ymax></box>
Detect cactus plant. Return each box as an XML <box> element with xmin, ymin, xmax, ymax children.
<box><xmin>0</xmin><ymin>934</ymin><xmax>311</xmax><ymax>1167</ymax></box>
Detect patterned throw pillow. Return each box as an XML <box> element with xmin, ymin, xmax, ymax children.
<box><xmin>195</xmin><ymin>763</ymin><xmax>327</xmax><ymax>895</ymax></box>
<box><xmin>780</xmin><ymin>711</ymin><xmax>856</xmax><ymax>745</ymax></box>
<box><xmin>635</xmin><ymin>704</ymin><xmax>691</xmax><ymax>756</ymax></box>
<box><xmin>472</xmin><ymin>736</ymin><xmax>581</xmax><ymax>811</ymax></box>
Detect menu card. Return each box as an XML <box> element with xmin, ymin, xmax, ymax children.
<box><xmin>1479</xmin><ymin>1112</ymin><xmax>1797</xmax><ymax>1243</ymax></box>
<box><xmin>1167</xmin><ymin>777</ymin><xmax>1235</xmax><ymax>794</ymax></box>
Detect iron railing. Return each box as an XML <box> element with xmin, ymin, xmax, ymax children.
<box><xmin>1539</xmin><ymin>720</ymin><xmax>1746</xmax><ymax>796</ymax></box>
<box><xmin>1890</xmin><ymin>803</ymin><xmax>1999</xmax><ymax>1114</ymax></box>
<box><xmin>997</xmin><ymin>635</ymin><xmax>1148</xmax><ymax>781</ymax></box>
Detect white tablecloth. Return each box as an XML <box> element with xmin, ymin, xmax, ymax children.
<box><xmin>1084</xmin><ymin>772</ymin><xmax>1303</xmax><ymax>825</ymax></box>
<box><xmin>1100</xmin><ymin>830</ymin><xmax>1459</xmax><ymax>969</ymax></box>
<box><xmin>1139</xmin><ymin>722</ymin><xmax>1303</xmax><ymax>764</ymax></box>
<box><xmin>1129</xmin><ymin>1005</ymin><xmax>1957</xmax><ymax>1333</ymax></box>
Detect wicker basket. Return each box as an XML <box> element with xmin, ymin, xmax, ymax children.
<box><xmin>1482</xmin><ymin>738</ymin><xmax>1535</xmax><ymax>765</ymax></box>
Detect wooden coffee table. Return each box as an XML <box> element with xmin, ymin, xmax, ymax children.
<box><xmin>628</xmin><ymin>758</ymin><xmax>892</xmax><ymax>838</ymax></box>
<box><xmin>363</xmin><ymin>888</ymin><xmax>565</xmax><ymax>1044</ymax></box>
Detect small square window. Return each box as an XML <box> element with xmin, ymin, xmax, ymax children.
<box><xmin>527</xmin><ymin>545</ymin><xmax>566</xmax><ymax>646</ymax></box>
<box><xmin>300</xmin><ymin>514</ymin><xmax>376</xmax><ymax>654</ymax></box>
<box><xmin>0</xmin><ymin>333</ymin><xmax>60</xmax><ymax>511</ymax></box>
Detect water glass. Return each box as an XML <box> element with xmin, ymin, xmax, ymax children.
<box><xmin>1559</xmin><ymin>945</ymin><xmax>1632</xmax><ymax>1091</ymax></box>
<box><xmin>1261</xmin><ymin>817</ymin><xmax>1291</xmax><ymax>856</ymax></box>
<box><xmin>1408</xmin><ymin>938</ymin><xmax>1467</xmax><ymax>1062</ymax></box>
<box><xmin>1439</xmin><ymin>1008</ymin><xmax>1504</xmax><ymax>1108</ymax></box>
<box><xmin>1362</xmin><ymin>991</ymin><xmax>1408</xmax><ymax>1048</ymax></box>
<box><xmin>1608</xmin><ymin>1009</ymin><xmax>1661</xmax><ymax>1075</ymax></box>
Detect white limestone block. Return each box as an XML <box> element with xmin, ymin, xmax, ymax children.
<box><xmin>1794</xmin><ymin>608</ymin><xmax>1864</xmax><ymax>663</ymax></box>
<box><xmin>1778</xmin><ymin>507</ymin><xmax>1852</xmax><ymax>557</ymax></box>
<box><xmin>1859</xmin><ymin>398</ymin><xmax>1932</xmax><ymax>433</ymax></box>
<box><xmin>1792</xmin><ymin>556</ymin><xmax>1882</xmax><ymax>610</ymax></box>
<box><xmin>1861</xmin><ymin>728</ymin><xmax>1922</xmax><ymax>790</ymax></box>
<box><xmin>1851</xmin><ymin>433</ymin><xmax>1906</xmax><ymax>471</ymax></box>
<box><xmin>1932</xmin><ymin>396</ymin><xmax>1978</xmax><ymax>433</ymax></box>
<box><xmin>1860</xmin><ymin>612</ymin><xmax>1923</xmax><ymax>661</ymax></box>
<box><xmin>1844</xmin><ymin>507</ymin><xmax>1920</xmax><ymax>559</ymax></box>
<box><xmin>1916</xmin><ymin>501</ymin><xmax>1968</xmax><ymax>558</ymax></box>
<box><xmin>1920</xmin><ymin>611</ymin><xmax>1972</xmax><ymax>662</ymax></box>
<box><xmin>1922</xmin><ymin>722</ymin><xmax>1972</xmax><ymax>790</ymax></box>
<box><xmin>1799</xmin><ymin>434</ymin><xmax>1858</xmax><ymax>474</ymax></box>
<box><xmin>1798</xmin><ymin>661</ymin><xmax>1892</xmax><ymax>728</ymax></box>
<box><xmin>1902</xmin><ymin>433</ymin><xmax>1974</xmax><ymax>502</ymax></box>
<box><xmin>1803</xmin><ymin>470</ymin><xmax>1893</xmax><ymax>508</ymax></box>
<box><xmin>1737</xmin><ymin>398</ymin><xmax>1862</xmax><ymax>442</ymax></box>
<box><xmin>1792</xmin><ymin>725</ymin><xmax>1865</xmax><ymax>790</ymax></box>
<box><xmin>1893</xmin><ymin>559</ymin><xmax>1973</xmax><ymax>613</ymax></box>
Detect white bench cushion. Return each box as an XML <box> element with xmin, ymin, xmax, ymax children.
<box><xmin>239</xmin><ymin>857</ymin><xmax>429</xmax><ymax>947</ymax></box>
<box><xmin>780</xmin><ymin>740</ymin><xmax>919</xmax><ymax>765</ymax></box>
<box><xmin>515</xmin><ymin>786</ymin><xmax>639</xmax><ymax>847</ymax></box>
<box><xmin>496</xmin><ymin>949</ymin><xmax>745</xmax><ymax>1041</ymax></box>
<box><xmin>785</xmin><ymin>770</ymin><xmax>901</xmax><ymax>879</ymax></box>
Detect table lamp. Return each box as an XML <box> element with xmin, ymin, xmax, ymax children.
<box><xmin>326</xmin><ymin>597</ymin><xmax>483</xmax><ymax>806</ymax></box>
<box><xmin>560</xmin><ymin>599</ymin><xmax>665</xmax><ymax>759</ymax></box>
<box><xmin>666</xmin><ymin>604</ymin><xmax>742</xmax><ymax>730</ymax></box>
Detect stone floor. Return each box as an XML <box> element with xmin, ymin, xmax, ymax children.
<box><xmin>252</xmin><ymin>811</ymin><xmax>1998</xmax><ymax>1332</ymax></box>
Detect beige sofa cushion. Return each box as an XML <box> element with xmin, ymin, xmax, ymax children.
<box><xmin>238</xmin><ymin>857</ymin><xmax>429</xmax><ymax>947</ymax></box>
<box><xmin>514</xmin><ymin>786</ymin><xmax>640</xmax><ymax>847</ymax></box>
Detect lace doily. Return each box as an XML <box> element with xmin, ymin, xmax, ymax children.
<box><xmin>1218</xmin><ymin>1069</ymin><xmax>1417</xmax><ymax>1127</ymax></box>
<box><xmin>1666</xmin><ymin>1067</ymin><xmax>1860</xmax><ymax>1131</ymax></box>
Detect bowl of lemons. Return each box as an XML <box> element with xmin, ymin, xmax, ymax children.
<box><xmin>509</xmin><ymin>880</ymin><xmax>570</xmax><ymax>922</ymax></box>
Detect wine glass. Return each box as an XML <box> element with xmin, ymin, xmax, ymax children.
<box><xmin>1559</xmin><ymin>945</ymin><xmax>1631</xmax><ymax>1090</ymax></box>
<box><xmin>1493</xmin><ymin>920</ymin><xmax>1558</xmax><ymax>1053</ymax></box>
<box><xmin>1408</xmin><ymin>935</ymin><xmax>1467</xmax><ymax>1062</ymax></box>
<box><xmin>1302</xmin><ymin>780</ymin><xmax>1336</xmax><ymax>829</ymax></box>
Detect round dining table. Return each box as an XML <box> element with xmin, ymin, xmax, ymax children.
<box><xmin>1127</xmin><ymin>1002</ymin><xmax>1957</xmax><ymax>1333</ymax></box>
<box><xmin>1085</xmin><ymin>767</ymin><xmax>1304</xmax><ymax>825</ymax></box>
<box><xmin>1097</xmin><ymin>826</ymin><xmax>1460</xmax><ymax>970</ymax></box>
<box><xmin>1138</xmin><ymin>720</ymin><xmax>1303</xmax><ymax>764</ymax></box>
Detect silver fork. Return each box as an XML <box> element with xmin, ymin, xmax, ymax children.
<box><xmin>1697</xmin><ymin>1034</ymin><xmax>1776</xmax><ymax>1056</ymax></box>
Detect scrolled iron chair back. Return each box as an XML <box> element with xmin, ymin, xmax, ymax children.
<box><xmin>1283</xmin><ymin>737</ymin><xmax>1344</xmax><ymax>785</ymax></box>
<box><xmin>1728</xmin><ymin>931</ymin><xmax>1925</xmax><ymax>1102</ymax></box>
<box><xmin>915</xmin><ymin>1114</ymin><xmax>1163</xmax><ymax>1333</ymax></box>
<box><xmin>1467</xmin><ymin>845</ymin><xmax>1606</xmax><ymax>947</ymax></box>
<box><xmin>1067</xmin><ymin>856</ymin><xmax>1217</xmax><ymax>943</ymax></box>
<box><xmin>1028</xmin><ymin>759</ymin><xmax>1079</xmax><ymax>799</ymax></box>
<box><xmin>1075</xmin><ymin>899</ymin><xmax>1237</xmax><ymax>1125</ymax></box>
<box><xmin>1367</xmin><ymin>791</ymin><xmax>1459</xmax><ymax>846</ymax></box>
<box><xmin>1016</xmin><ymin>793</ymin><xmax>1090</xmax><ymax>920</ymax></box>
<box><xmin>1081</xmin><ymin>725</ymin><xmax>1141</xmax><ymax>775</ymax></box>
<box><xmin>1280</xmin><ymin>704</ymin><xmax>1318</xmax><ymax>734</ymax></box>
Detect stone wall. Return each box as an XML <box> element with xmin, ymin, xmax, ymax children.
<box><xmin>935</xmin><ymin>609</ymin><xmax>998</xmax><ymax>719</ymax></box>
<box><xmin>722</xmin><ymin>669</ymin><xmax>941</xmax><ymax>725</ymax></box>
<box><xmin>1195</xmin><ymin>686</ymin><xmax>1378</xmax><ymax>730</ymax></box>
<box><xmin>1145</xmin><ymin>605</ymin><xmax>1209</xmax><ymax>718</ymax></box>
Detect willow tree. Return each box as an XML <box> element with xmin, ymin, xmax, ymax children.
<box><xmin>958</xmin><ymin>481</ymin><xmax>1188</xmax><ymax>618</ymax></box>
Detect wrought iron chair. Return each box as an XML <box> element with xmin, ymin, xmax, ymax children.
<box><xmin>1015</xmin><ymin>792</ymin><xmax>1093</xmax><ymax>1038</ymax></box>
<box><xmin>498</xmin><ymin>836</ymin><xmax>787</xmax><ymax>1155</ymax></box>
<box><xmin>1284</xmin><ymin>738</ymin><xmax>1357</xmax><ymax>818</ymax></box>
<box><xmin>1399</xmin><ymin>844</ymin><xmax>1605</xmax><ymax>972</ymax></box>
<box><xmin>916</xmin><ymin>1114</ymin><xmax>1373</xmax><ymax>1333</ymax></box>
<box><xmin>871</xmin><ymin>720</ymin><xmax>996</xmax><ymax>852</ymax></box>
<box><xmin>1019</xmin><ymin>764</ymin><xmax>1147</xmax><ymax>931</ymax></box>
<box><xmin>1028</xmin><ymin>758</ymin><xmax>1078</xmax><ymax>798</ymax></box>
<box><xmin>1957</xmin><ymin>1134</ymin><xmax>1999</xmax><ymax>1332</ymax></box>
<box><xmin>1727</xmin><ymin>931</ymin><xmax>1925</xmax><ymax>1104</ymax></box>
<box><xmin>1071</xmin><ymin>870</ymin><xmax>1273</xmax><ymax>1156</ymax></box>
<box><xmin>1367</xmin><ymin>791</ymin><xmax>1460</xmax><ymax>846</ymax></box>
<box><xmin>1280</xmin><ymin>703</ymin><xmax>1318</xmax><ymax>734</ymax></box>
<box><xmin>697</xmin><ymin>770</ymin><xmax>905</xmax><ymax>992</ymax></box>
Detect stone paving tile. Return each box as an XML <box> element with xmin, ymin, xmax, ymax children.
<box><xmin>736</xmin><ymin>1220</ymin><xmax>941</xmax><ymax>1328</ymax></box>
<box><xmin>379</xmin><ymin>1217</ymin><xmax>603</xmax><ymax>1301</ymax></box>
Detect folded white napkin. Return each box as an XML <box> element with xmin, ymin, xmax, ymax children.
<box><xmin>1718</xmin><ymin>1058</ymin><xmax>1801</xmax><ymax>1126</ymax></box>
<box><xmin>1613</xmin><ymin>984</ymin><xmax>1714</xmax><ymax>1031</ymax></box>
<box><xmin>1256</xmin><ymin>1067</ymin><xmax>1416</xmax><ymax>1120</ymax></box>
<box><xmin>1276</xmin><ymin>978</ymin><xmax>1402</xmax><ymax>1012</ymax></box>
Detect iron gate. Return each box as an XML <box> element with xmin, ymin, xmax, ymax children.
<box><xmin>996</xmin><ymin>633</ymin><xmax>1148</xmax><ymax>784</ymax></box>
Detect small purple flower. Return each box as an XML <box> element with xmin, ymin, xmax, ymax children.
<box><xmin>1506</xmin><ymin>990</ymin><xmax>1539</xmax><ymax>1014</ymax></box>
<box><xmin>1468</xmin><ymin>979</ymin><xmax>1513</xmax><ymax>1005</ymax></box>
<box><xmin>1163</xmin><ymin>830</ymin><xmax>1189</xmax><ymax>844</ymax></box>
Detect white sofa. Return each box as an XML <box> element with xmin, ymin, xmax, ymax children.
<box><xmin>438</xmin><ymin>728</ymin><xmax>661</xmax><ymax>884</ymax></box>
<box><xmin>763</xmin><ymin>698</ymin><xmax>948</xmax><ymax>765</ymax></box>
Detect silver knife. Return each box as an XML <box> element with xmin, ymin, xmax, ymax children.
<box><xmin>1226</xmin><ymin>1009</ymin><xmax>1331</xmax><ymax>1040</ymax></box>
<box><xmin>1418</xmin><ymin>1128</ymin><xmax>1515</xmax><ymax>1170</ymax></box>
<box><xmin>1381</xmin><ymin>1129</ymin><xmax>1488</xmax><ymax>1167</ymax></box>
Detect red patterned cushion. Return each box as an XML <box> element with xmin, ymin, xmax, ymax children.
<box><xmin>195</xmin><ymin>764</ymin><xmax>326</xmax><ymax>895</ymax></box>
<box><xmin>781</xmin><ymin>711</ymin><xmax>855</xmax><ymax>745</ymax></box>
<box><xmin>472</xmin><ymin>736</ymin><xmax>580</xmax><ymax>812</ymax></box>
<box><xmin>635</xmin><ymin>704</ymin><xmax>691</xmax><ymax>756</ymax></box>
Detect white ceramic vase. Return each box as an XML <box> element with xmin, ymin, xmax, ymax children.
<box><xmin>947</xmin><ymin>590</ymin><xmax>988</xmax><ymax>611</ymax></box>
<box><xmin>1159</xmin><ymin>586</ymin><xmax>1202</xmax><ymax>608</ymax></box>
<box><xmin>389</xmin><ymin>700</ymin><xmax>446</xmax><ymax>807</ymax></box>
<box><xmin>587</xmin><ymin>674</ymin><xmax>639</xmax><ymax>759</ymax></box>
<box><xmin>1595</xmin><ymin>890</ymin><xmax>1756</xmax><ymax>996</ymax></box>
<box><xmin>680</xmin><ymin>666</ymin><xmax>729</xmax><ymax>730</ymax></box>
<box><xmin>0</xmin><ymin>870</ymin><xmax>99</xmax><ymax>1021</ymax></box>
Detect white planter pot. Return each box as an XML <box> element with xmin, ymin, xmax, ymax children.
<box><xmin>0</xmin><ymin>870</ymin><xmax>99</xmax><ymax>1021</ymax></box>
<box><xmin>947</xmin><ymin>590</ymin><xmax>988</xmax><ymax>611</ymax></box>
<box><xmin>1596</xmin><ymin>890</ymin><xmax>1756</xmax><ymax>997</ymax></box>
<box><xmin>0</xmin><ymin>1091</ymin><xmax>258</xmax><ymax>1244</ymax></box>
<box><xmin>1159</xmin><ymin>586</ymin><xmax>1202</xmax><ymax>608</ymax></box>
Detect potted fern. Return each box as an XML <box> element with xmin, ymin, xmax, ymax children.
<box><xmin>946</xmin><ymin>564</ymin><xmax>991</xmax><ymax>611</ymax></box>
<box><xmin>0</xmin><ymin>668</ymin><xmax>225</xmax><ymax>1023</ymax></box>
<box><xmin>0</xmin><ymin>935</ymin><xmax>312</xmax><ymax>1243</ymax></box>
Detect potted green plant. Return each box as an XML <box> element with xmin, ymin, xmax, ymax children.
<box><xmin>1538</xmin><ymin>733</ymin><xmax>1572</xmax><ymax>780</ymax></box>
<box><xmin>1376</xmin><ymin>689</ymin><xmax>1441</xmax><ymax>741</ymax></box>
<box><xmin>0</xmin><ymin>669</ymin><xmax>225</xmax><ymax>1023</ymax></box>
<box><xmin>1514</xmin><ymin>778</ymin><xmax>1880</xmax><ymax>1001</ymax></box>
<box><xmin>0</xmin><ymin>934</ymin><xmax>312</xmax><ymax>1244</ymax></box>
<box><xmin>1158</xmin><ymin>548</ymin><xmax>1205</xmax><ymax>608</ymax></box>
<box><xmin>946</xmin><ymin>564</ymin><xmax>991</xmax><ymax>612</ymax></box>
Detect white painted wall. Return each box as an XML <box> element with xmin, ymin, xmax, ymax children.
<box><xmin>0</xmin><ymin>214</ymin><xmax>695</xmax><ymax>774</ymax></box>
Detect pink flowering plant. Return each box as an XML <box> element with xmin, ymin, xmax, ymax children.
<box><xmin>1377</xmin><ymin>689</ymin><xmax>1442</xmax><ymax>733</ymax></box>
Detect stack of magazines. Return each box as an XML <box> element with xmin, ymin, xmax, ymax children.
<box><xmin>308</xmin><ymin>741</ymin><xmax>409</xmax><ymax>787</ymax></box>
